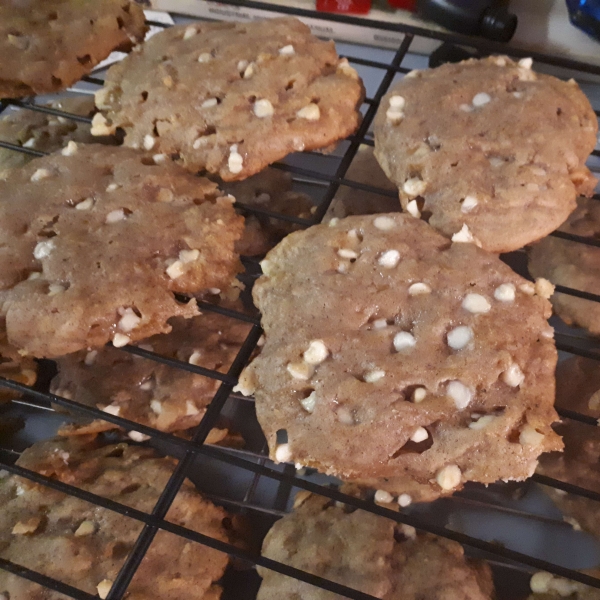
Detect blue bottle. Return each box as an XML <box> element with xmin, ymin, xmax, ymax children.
<box><xmin>566</xmin><ymin>0</ymin><xmax>600</xmax><ymax>41</ymax></box>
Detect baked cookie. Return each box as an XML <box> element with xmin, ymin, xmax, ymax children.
<box><xmin>93</xmin><ymin>17</ymin><xmax>365</xmax><ymax>180</ymax></box>
<box><xmin>218</xmin><ymin>168</ymin><xmax>314</xmax><ymax>256</ymax></box>
<box><xmin>325</xmin><ymin>145</ymin><xmax>399</xmax><ymax>221</ymax></box>
<box><xmin>0</xmin><ymin>96</ymin><xmax>116</xmax><ymax>179</ymax></box>
<box><xmin>257</xmin><ymin>491</ymin><xmax>495</xmax><ymax>599</ymax></box>
<box><xmin>373</xmin><ymin>56</ymin><xmax>598</xmax><ymax>253</ymax></box>
<box><xmin>536</xmin><ymin>357</ymin><xmax>600</xmax><ymax>537</ymax></box>
<box><xmin>0</xmin><ymin>144</ymin><xmax>244</xmax><ymax>358</ymax></box>
<box><xmin>529</xmin><ymin>197</ymin><xmax>600</xmax><ymax>335</ymax></box>
<box><xmin>0</xmin><ymin>330</ymin><xmax>36</xmax><ymax>402</ymax></box>
<box><xmin>0</xmin><ymin>437</ymin><xmax>230</xmax><ymax>600</ymax></box>
<box><xmin>50</xmin><ymin>309</ymin><xmax>252</xmax><ymax>435</ymax></box>
<box><xmin>529</xmin><ymin>570</ymin><xmax>600</xmax><ymax>600</ymax></box>
<box><xmin>236</xmin><ymin>213</ymin><xmax>562</xmax><ymax>502</ymax></box>
<box><xmin>0</xmin><ymin>0</ymin><xmax>146</xmax><ymax>98</ymax></box>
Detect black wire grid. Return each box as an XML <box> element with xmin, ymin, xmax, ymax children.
<box><xmin>1</xmin><ymin>2</ymin><xmax>600</xmax><ymax>599</ymax></box>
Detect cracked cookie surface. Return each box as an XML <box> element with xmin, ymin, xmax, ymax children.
<box><xmin>239</xmin><ymin>213</ymin><xmax>561</xmax><ymax>502</ymax></box>
<box><xmin>0</xmin><ymin>144</ymin><xmax>243</xmax><ymax>358</ymax></box>
<box><xmin>0</xmin><ymin>0</ymin><xmax>146</xmax><ymax>98</ymax></box>
<box><xmin>94</xmin><ymin>17</ymin><xmax>364</xmax><ymax>180</ymax></box>
<box><xmin>373</xmin><ymin>56</ymin><xmax>598</xmax><ymax>253</ymax></box>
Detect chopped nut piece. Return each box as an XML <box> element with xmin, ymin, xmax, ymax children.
<box><xmin>12</xmin><ymin>517</ymin><xmax>41</xmax><ymax>535</ymax></box>
<box><xmin>75</xmin><ymin>197</ymin><xmax>94</xmax><ymax>211</ymax></box>
<box><xmin>102</xmin><ymin>403</ymin><xmax>121</xmax><ymax>416</ymax></box>
<box><xmin>197</xmin><ymin>52</ymin><xmax>211</xmax><ymax>62</ymax></box>
<box><xmin>469</xmin><ymin>415</ymin><xmax>496</xmax><ymax>430</ymax></box>
<box><xmin>106</xmin><ymin>209</ymin><xmax>126</xmax><ymax>224</ymax></box>
<box><xmin>337</xmin><ymin>248</ymin><xmax>358</xmax><ymax>259</ymax></box>
<box><xmin>166</xmin><ymin>260</ymin><xmax>185</xmax><ymax>280</ymax></box>
<box><xmin>183</xmin><ymin>26</ymin><xmax>196</xmax><ymax>40</ymax></box>
<box><xmin>406</xmin><ymin>200</ymin><xmax>420</xmax><ymax>218</ymax></box>
<box><xmin>90</xmin><ymin>113</ymin><xmax>116</xmax><ymax>136</ymax></box>
<box><xmin>97</xmin><ymin>579</ymin><xmax>113</xmax><ymax>600</ymax></box>
<box><xmin>534</xmin><ymin>277</ymin><xmax>554</xmax><ymax>299</ymax></box>
<box><xmin>74</xmin><ymin>520</ymin><xmax>95</xmax><ymax>536</ymax></box>
<box><xmin>518</xmin><ymin>57</ymin><xmax>533</xmax><ymax>69</ymax></box>
<box><xmin>118</xmin><ymin>307</ymin><xmax>141</xmax><ymax>332</ymax></box>
<box><xmin>389</xmin><ymin>95</ymin><xmax>405</xmax><ymax>109</ymax></box>
<box><xmin>451</xmin><ymin>224</ymin><xmax>480</xmax><ymax>245</ymax></box>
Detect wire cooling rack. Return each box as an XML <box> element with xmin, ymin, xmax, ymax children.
<box><xmin>1</xmin><ymin>2</ymin><xmax>600</xmax><ymax>599</ymax></box>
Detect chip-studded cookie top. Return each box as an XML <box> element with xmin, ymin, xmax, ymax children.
<box><xmin>240</xmin><ymin>213</ymin><xmax>561</xmax><ymax>502</ymax></box>
<box><xmin>529</xmin><ymin>197</ymin><xmax>600</xmax><ymax>336</ymax></box>
<box><xmin>0</xmin><ymin>0</ymin><xmax>146</xmax><ymax>98</ymax></box>
<box><xmin>51</xmin><ymin>309</ymin><xmax>252</xmax><ymax>434</ymax></box>
<box><xmin>0</xmin><ymin>437</ymin><xmax>230</xmax><ymax>600</ymax></box>
<box><xmin>0</xmin><ymin>144</ymin><xmax>244</xmax><ymax>358</ymax></box>
<box><xmin>373</xmin><ymin>56</ymin><xmax>598</xmax><ymax>253</ymax></box>
<box><xmin>258</xmin><ymin>492</ymin><xmax>494</xmax><ymax>599</ymax></box>
<box><xmin>94</xmin><ymin>17</ymin><xmax>365</xmax><ymax>180</ymax></box>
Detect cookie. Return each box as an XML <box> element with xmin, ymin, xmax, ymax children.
<box><xmin>257</xmin><ymin>491</ymin><xmax>494</xmax><ymax>599</ymax></box>
<box><xmin>0</xmin><ymin>96</ymin><xmax>116</xmax><ymax>179</ymax></box>
<box><xmin>0</xmin><ymin>0</ymin><xmax>146</xmax><ymax>98</ymax></box>
<box><xmin>93</xmin><ymin>17</ymin><xmax>365</xmax><ymax>180</ymax></box>
<box><xmin>325</xmin><ymin>145</ymin><xmax>399</xmax><ymax>221</ymax></box>
<box><xmin>536</xmin><ymin>356</ymin><xmax>600</xmax><ymax>537</ymax></box>
<box><xmin>0</xmin><ymin>144</ymin><xmax>244</xmax><ymax>358</ymax></box>
<box><xmin>529</xmin><ymin>570</ymin><xmax>600</xmax><ymax>600</ymax></box>
<box><xmin>373</xmin><ymin>56</ymin><xmax>598</xmax><ymax>253</ymax></box>
<box><xmin>236</xmin><ymin>213</ymin><xmax>562</xmax><ymax>502</ymax></box>
<box><xmin>529</xmin><ymin>197</ymin><xmax>600</xmax><ymax>335</ymax></box>
<box><xmin>51</xmin><ymin>308</ymin><xmax>252</xmax><ymax>435</ymax></box>
<box><xmin>0</xmin><ymin>329</ymin><xmax>36</xmax><ymax>402</ymax></box>
<box><xmin>0</xmin><ymin>437</ymin><xmax>230</xmax><ymax>600</ymax></box>
<box><xmin>218</xmin><ymin>168</ymin><xmax>314</xmax><ymax>256</ymax></box>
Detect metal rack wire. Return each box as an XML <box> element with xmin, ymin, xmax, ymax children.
<box><xmin>1</xmin><ymin>2</ymin><xmax>600</xmax><ymax>599</ymax></box>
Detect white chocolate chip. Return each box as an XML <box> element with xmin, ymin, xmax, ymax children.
<box><xmin>74</xmin><ymin>520</ymin><xmax>95</xmax><ymax>536</ymax></box>
<box><xmin>406</xmin><ymin>200</ymin><xmax>420</xmax><ymax>218</ymax></box>
<box><xmin>30</xmin><ymin>168</ymin><xmax>52</xmax><ymax>182</ymax></box>
<box><xmin>413</xmin><ymin>387</ymin><xmax>427</xmax><ymax>403</ymax></box>
<box><xmin>300</xmin><ymin>391</ymin><xmax>317</xmax><ymax>413</ymax></box>
<box><xmin>374</xmin><ymin>489</ymin><xmax>394</xmax><ymax>504</ymax></box>
<box><xmin>23</xmin><ymin>137</ymin><xmax>36</xmax><ymax>148</ymax></box>
<box><xmin>106</xmin><ymin>209</ymin><xmax>126</xmax><ymax>224</ymax></box>
<box><xmin>183</xmin><ymin>26</ymin><xmax>196</xmax><ymax>39</ymax></box>
<box><xmin>518</xmin><ymin>57</ymin><xmax>533</xmax><ymax>69</ymax></box>
<box><xmin>472</xmin><ymin>92</ymin><xmax>491</xmax><ymax>107</ymax></box>
<box><xmin>237</xmin><ymin>59</ymin><xmax>248</xmax><ymax>72</ymax></box>
<box><xmin>118</xmin><ymin>307</ymin><xmax>141</xmax><ymax>332</ymax></box>
<box><xmin>33</xmin><ymin>240</ymin><xmax>55</xmax><ymax>260</ymax></box>
<box><xmin>75</xmin><ymin>197</ymin><xmax>94</xmax><ymax>210</ymax></box>
<box><xmin>48</xmin><ymin>284</ymin><xmax>65</xmax><ymax>296</ymax></box>
<box><xmin>494</xmin><ymin>283</ymin><xmax>515</xmax><ymax>302</ymax></box>
<box><xmin>61</xmin><ymin>141</ymin><xmax>78</xmax><ymax>156</ymax></box>
<box><xmin>143</xmin><ymin>134</ymin><xmax>156</xmax><ymax>150</ymax></box>
<box><xmin>254</xmin><ymin>99</ymin><xmax>275</xmax><ymax>118</ymax></box>
<box><xmin>12</xmin><ymin>517</ymin><xmax>41</xmax><ymax>535</ymax></box>
<box><xmin>337</xmin><ymin>248</ymin><xmax>358</xmax><ymax>259</ymax></box>
<box><xmin>451</xmin><ymin>224</ymin><xmax>480</xmax><ymax>245</ymax></box>
<box><xmin>378</xmin><ymin>250</ymin><xmax>400</xmax><ymax>269</ymax></box>
<box><xmin>84</xmin><ymin>350</ymin><xmax>98</xmax><ymax>366</ymax></box>
<box><xmin>386</xmin><ymin>108</ymin><xmax>404</xmax><ymax>124</ymax></box>
<box><xmin>337</xmin><ymin>407</ymin><xmax>354</xmax><ymax>425</ymax></box>
<box><xmin>530</xmin><ymin>572</ymin><xmax>554</xmax><ymax>594</ymax></box>
<box><xmin>364</xmin><ymin>369</ymin><xmax>385</xmax><ymax>383</ymax></box>
<box><xmin>389</xmin><ymin>95</ymin><xmax>405</xmax><ymax>109</ymax></box>
<box><xmin>337</xmin><ymin>57</ymin><xmax>359</xmax><ymax>79</ymax></box>
<box><xmin>97</xmin><ymin>579</ymin><xmax>113</xmax><ymax>600</ymax></box>
<box><xmin>373</xmin><ymin>216</ymin><xmax>395</xmax><ymax>231</ymax></box>
<box><xmin>398</xmin><ymin>493</ymin><xmax>412</xmax><ymax>507</ymax></box>
<box><xmin>188</xmin><ymin>350</ymin><xmax>202</xmax><ymax>366</ymax></box>
<box><xmin>410</xmin><ymin>427</ymin><xmax>428</xmax><ymax>443</ymax></box>
<box><xmin>447</xmin><ymin>326</ymin><xmax>473</xmax><ymax>350</ymax></box>
<box><xmin>287</xmin><ymin>361</ymin><xmax>314</xmax><ymax>380</ymax></box>
<box><xmin>372</xmin><ymin>318</ymin><xmax>388</xmax><ymax>329</ymax></box>
<box><xmin>469</xmin><ymin>415</ymin><xmax>496</xmax><ymax>430</ymax></box>
<box><xmin>447</xmin><ymin>381</ymin><xmax>473</xmax><ymax>409</ymax></box>
<box><xmin>459</xmin><ymin>103</ymin><xmax>473</xmax><ymax>112</ymax></box>
<box><xmin>185</xmin><ymin>400</ymin><xmax>200</xmax><ymax>416</ymax></box>
<box><xmin>179</xmin><ymin>249</ymin><xmax>200</xmax><ymax>263</ymax></box>
<box><xmin>303</xmin><ymin>340</ymin><xmax>329</xmax><ymax>365</ymax></box>
<box><xmin>166</xmin><ymin>260</ymin><xmax>185</xmax><ymax>280</ymax></box>
<box><xmin>201</xmin><ymin>97</ymin><xmax>218</xmax><ymax>109</ymax></box>
<box><xmin>462</xmin><ymin>293</ymin><xmax>491</xmax><ymax>314</ymax></box>
<box><xmin>112</xmin><ymin>333</ymin><xmax>130</xmax><ymax>348</ymax></box>
<box><xmin>393</xmin><ymin>331</ymin><xmax>416</xmax><ymax>351</ymax></box>
<box><xmin>535</xmin><ymin>277</ymin><xmax>554</xmax><ymax>300</ymax></box>
<box><xmin>519</xmin><ymin>282</ymin><xmax>535</xmax><ymax>296</ymax></box>
<box><xmin>297</xmin><ymin>103</ymin><xmax>320</xmax><ymax>121</ymax></box>
<box><xmin>197</xmin><ymin>52</ymin><xmax>211</xmax><ymax>62</ymax></box>
<box><xmin>436</xmin><ymin>465</ymin><xmax>462</xmax><ymax>490</ymax></box>
<box><xmin>519</xmin><ymin>425</ymin><xmax>545</xmax><ymax>446</ymax></box>
<box><xmin>275</xmin><ymin>443</ymin><xmax>292</xmax><ymax>463</ymax></box>
<box><xmin>106</xmin><ymin>183</ymin><xmax>119</xmax><ymax>192</ymax></box>
<box><xmin>102</xmin><ymin>403</ymin><xmax>121</xmax><ymax>416</ymax></box>
<box><xmin>279</xmin><ymin>44</ymin><xmax>295</xmax><ymax>56</ymax></box>
<box><xmin>502</xmin><ymin>363</ymin><xmax>524</xmax><ymax>387</ymax></box>
<box><xmin>91</xmin><ymin>113</ymin><xmax>116</xmax><ymax>136</ymax></box>
<box><xmin>409</xmin><ymin>282</ymin><xmax>431</xmax><ymax>296</ymax></box>
<box><xmin>150</xmin><ymin>399</ymin><xmax>163</xmax><ymax>415</ymax></box>
<box><xmin>403</xmin><ymin>178</ymin><xmax>427</xmax><ymax>198</ymax></box>
<box><xmin>228</xmin><ymin>144</ymin><xmax>243</xmax><ymax>174</ymax></box>
<box><xmin>461</xmin><ymin>195</ymin><xmax>478</xmax><ymax>213</ymax></box>
<box><xmin>128</xmin><ymin>431</ymin><xmax>151</xmax><ymax>442</ymax></box>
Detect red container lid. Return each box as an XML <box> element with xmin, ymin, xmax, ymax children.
<box><xmin>387</xmin><ymin>0</ymin><xmax>417</xmax><ymax>10</ymax></box>
<box><xmin>316</xmin><ymin>0</ymin><xmax>372</xmax><ymax>14</ymax></box>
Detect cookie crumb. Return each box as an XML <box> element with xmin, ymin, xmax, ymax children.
<box><xmin>436</xmin><ymin>464</ymin><xmax>461</xmax><ymax>490</ymax></box>
<box><xmin>91</xmin><ymin>113</ymin><xmax>116</xmax><ymax>136</ymax></box>
<box><xmin>534</xmin><ymin>277</ymin><xmax>554</xmax><ymax>299</ymax></box>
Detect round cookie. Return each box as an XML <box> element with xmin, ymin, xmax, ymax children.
<box><xmin>0</xmin><ymin>144</ymin><xmax>244</xmax><ymax>358</ymax></box>
<box><xmin>257</xmin><ymin>491</ymin><xmax>495</xmax><ymax>599</ymax></box>
<box><xmin>0</xmin><ymin>0</ymin><xmax>146</xmax><ymax>99</ymax></box>
<box><xmin>529</xmin><ymin>197</ymin><xmax>600</xmax><ymax>336</ymax></box>
<box><xmin>237</xmin><ymin>213</ymin><xmax>562</xmax><ymax>502</ymax></box>
<box><xmin>51</xmin><ymin>308</ymin><xmax>252</xmax><ymax>435</ymax></box>
<box><xmin>0</xmin><ymin>437</ymin><xmax>230</xmax><ymax>600</ymax></box>
<box><xmin>373</xmin><ymin>56</ymin><xmax>598</xmax><ymax>253</ymax></box>
<box><xmin>218</xmin><ymin>168</ymin><xmax>314</xmax><ymax>256</ymax></box>
<box><xmin>529</xmin><ymin>570</ymin><xmax>600</xmax><ymax>600</ymax></box>
<box><xmin>93</xmin><ymin>17</ymin><xmax>365</xmax><ymax>181</ymax></box>
<box><xmin>0</xmin><ymin>96</ymin><xmax>116</xmax><ymax>179</ymax></box>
